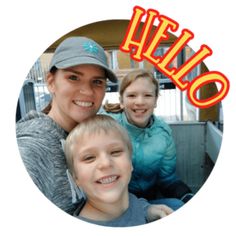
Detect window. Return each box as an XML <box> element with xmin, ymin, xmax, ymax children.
<box><xmin>20</xmin><ymin>46</ymin><xmax>201</xmax><ymax>121</ymax></box>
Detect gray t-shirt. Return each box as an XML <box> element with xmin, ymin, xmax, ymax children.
<box><xmin>74</xmin><ymin>193</ymin><xmax>150</xmax><ymax>227</ymax></box>
<box><xmin>16</xmin><ymin>110</ymin><xmax>77</xmax><ymax>214</ymax></box>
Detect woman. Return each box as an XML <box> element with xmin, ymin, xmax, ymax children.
<box><xmin>102</xmin><ymin>69</ymin><xmax>193</xmax><ymax>209</ymax></box>
<box><xmin>16</xmin><ymin>36</ymin><xmax>117</xmax><ymax>214</ymax></box>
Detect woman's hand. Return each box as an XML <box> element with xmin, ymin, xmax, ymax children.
<box><xmin>147</xmin><ymin>204</ymin><xmax>174</xmax><ymax>222</ymax></box>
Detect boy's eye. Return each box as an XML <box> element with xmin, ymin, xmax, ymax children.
<box><xmin>83</xmin><ymin>155</ymin><xmax>96</xmax><ymax>163</ymax></box>
<box><xmin>68</xmin><ymin>75</ymin><xmax>78</xmax><ymax>81</ymax></box>
<box><xmin>111</xmin><ymin>149</ymin><xmax>123</xmax><ymax>156</ymax></box>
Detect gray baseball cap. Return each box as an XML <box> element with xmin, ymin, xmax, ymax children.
<box><xmin>49</xmin><ymin>37</ymin><xmax>117</xmax><ymax>83</ymax></box>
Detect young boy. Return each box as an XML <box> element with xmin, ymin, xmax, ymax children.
<box><xmin>64</xmin><ymin>114</ymin><xmax>173</xmax><ymax>227</ymax></box>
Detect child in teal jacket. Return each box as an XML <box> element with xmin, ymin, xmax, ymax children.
<box><xmin>102</xmin><ymin>69</ymin><xmax>193</xmax><ymax>208</ymax></box>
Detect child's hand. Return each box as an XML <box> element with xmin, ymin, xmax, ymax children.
<box><xmin>147</xmin><ymin>204</ymin><xmax>174</xmax><ymax>222</ymax></box>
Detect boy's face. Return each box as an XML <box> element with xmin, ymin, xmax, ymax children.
<box><xmin>73</xmin><ymin>130</ymin><xmax>132</xmax><ymax>206</ymax></box>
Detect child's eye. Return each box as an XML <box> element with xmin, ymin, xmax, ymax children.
<box><xmin>68</xmin><ymin>75</ymin><xmax>78</xmax><ymax>81</ymax></box>
<box><xmin>83</xmin><ymin>155</ymin><xmax>96</xmax><ymax>163</ymax></box>
<box><xmin>111</xmin><ymin>149</ymin><xmax>123</xmax><ymax>157</ymax></box>
<box><xmin>145</xmin><ymin>94</ymin><xmax>154</xmax><ymax>97</ymax></box>
<box><xmin>127</xmin><ymin>94</ymin><xmax>136</xmax><ymax>98</ymax></box>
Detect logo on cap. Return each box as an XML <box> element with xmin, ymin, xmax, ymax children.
<box><xmin>82</xmin><ymin>42</ymin><xmax>99</xmax><ymax>55</ymax></box>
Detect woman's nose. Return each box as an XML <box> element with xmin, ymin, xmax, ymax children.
<box><xmin>79</xmin><ymin>83</ymin><xmax>93</xmax><ymax>96</ymax></box>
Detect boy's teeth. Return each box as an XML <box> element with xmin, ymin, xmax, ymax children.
<box><xmin>98</xmin><ymin>176</ymin><xmax>118</xmax><ymax>184</ymax></box>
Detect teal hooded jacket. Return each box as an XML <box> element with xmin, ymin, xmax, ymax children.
<box><xmin>102</xmin><ymin>111</ymin><xmax>178</xmax><ymax>197</ymax></box>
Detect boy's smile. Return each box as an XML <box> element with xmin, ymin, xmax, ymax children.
<box><xmin>96</xmin><ymin>175</ymin><xmax>120</xmax><ymax>185</ymax></box>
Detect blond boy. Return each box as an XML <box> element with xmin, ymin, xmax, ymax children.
<box><xmin>64</xmin><ymin>114</ymin><xmax>172</xmax><ymax>226</ymax></box>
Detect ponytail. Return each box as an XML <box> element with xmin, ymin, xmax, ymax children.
<box><xmin>103</xmin><ymin>101</ymin><xmax>123</xmax><ymax>113</ymax></box>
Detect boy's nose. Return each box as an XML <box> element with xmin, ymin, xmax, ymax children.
<box><xmin>97</xmin><ymin>154</ymin><xmax>112</xmax><ymax>169</ymax></box>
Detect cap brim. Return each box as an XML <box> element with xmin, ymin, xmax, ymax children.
<box><xmin>55</xmin><ymin>56</ymin><xmax>118</xmax><ymax>83</ymax></box>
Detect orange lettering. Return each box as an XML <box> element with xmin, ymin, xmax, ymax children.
<box><xmin>120</xmin><ymin>6</ymin><xmax>159</xmax><ymax>61</ymax></box>
<box><xmin>120</xmin><ymin>6</ymin><xmax>230</xmax><ymax>108</ymax></box>
<box><xmin>187</xmin><ymin>72</ymin><xmax>230</xmax><ymax>108</ymax></box>
<box><xmin>143</xmin><ymin>15</ymin><xmax>178</xmax><ymax>64</ymax></box>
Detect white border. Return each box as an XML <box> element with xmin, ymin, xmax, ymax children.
<box><xmin>1</xmin><ymin>0</ymin><xmax>235</xmax><ymax>235</ymax></box>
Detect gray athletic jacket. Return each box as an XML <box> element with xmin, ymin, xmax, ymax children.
<box><xmin>16</xmin><ymin>110</ymin><xmax>77</xmax><ymax>214</ymax></box>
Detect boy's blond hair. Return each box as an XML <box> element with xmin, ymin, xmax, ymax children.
<box><xmin>64</xmin><ymin>114</ymin><xmax>132</xmax><ymax>175</ymax></box>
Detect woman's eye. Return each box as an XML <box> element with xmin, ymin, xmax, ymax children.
<box><xmin>93</xmin><ymin>79</ymin><xmax>105</xmax><ymax>86</ymax></box>
<box><xmin>68</xmin><ymin>75</ymin><xmax>78</xmax><ymax>81</ymax></box>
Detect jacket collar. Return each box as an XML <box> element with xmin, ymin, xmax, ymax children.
<box><xmin>121</xmin><ymin>112</ymin><xmax>154</xmax><ymax>135</ymax></box>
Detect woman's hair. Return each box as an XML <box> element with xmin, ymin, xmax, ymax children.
<box><xmin>103</xmin><ymin>69</ymin><xmax>159</xmax><ymax>113</ymax></box>
<box><xmin>64</xmin><ymin>114</ymin><xmax>132</xmax><ymax>175</ymax></box>
<box><xmin>42</xmin><ymin>66</ymin><xmax>58</xmax><ymax>114</ymax></box>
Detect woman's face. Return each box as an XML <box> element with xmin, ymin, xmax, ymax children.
<box><xmin>47</xmin><ymin>64</ymin><xmax>106</xmax><ymax>131</ymax></box>
<box><xmin>120</xmin><ymin>77</ymin><xmax>157</xmax><ymax>128</ymax></box>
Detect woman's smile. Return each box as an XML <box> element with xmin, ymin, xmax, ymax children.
<box><xmin>73</xmin><ymin>100</ymin><xmax>94</xmax><ymax>108</ymax></box>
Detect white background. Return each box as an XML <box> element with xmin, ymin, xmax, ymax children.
<box><xmin>1</xmin><ymin>0</ymin><xmax>235</xmax><ymax>235</ymax></box>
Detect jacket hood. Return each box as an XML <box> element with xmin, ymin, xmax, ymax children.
<box><xmin>16</xmin><ymin>110</ymin><xmax>68</xmax><ymax>138</ymax></box>
<box><xmin>121</xmin><ymin>112</ymin><xmax>172</xmax><ymax>137</ymax></box>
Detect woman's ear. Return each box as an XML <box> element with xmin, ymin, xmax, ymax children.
<box><xmin>46</xmin><ymin>72</ymin><xmax>56</xmax><ymax>94</ymax></box>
